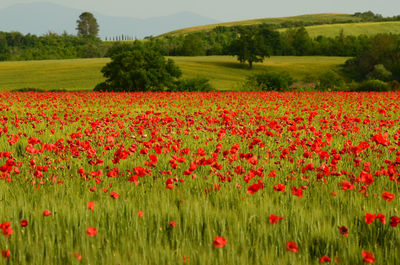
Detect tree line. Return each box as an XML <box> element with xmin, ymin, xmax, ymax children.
<box><xmin>1</xmin><ymin>10</ymin><xmax>399</xmax><ymax>61</ymax></box>
<box><xmin>149</xmin><ymin>25</ymin><xmax>377</xmax><ymax>57</ymax></box>
<box><xmin>0</xmin><ymin>25</ymin><xmax>378</xmax><ymax>61</ymax></box>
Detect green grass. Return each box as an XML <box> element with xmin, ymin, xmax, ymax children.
<box><xmin>279</xmin><ymin>21</ymin><xmax>400</xmax><ymax>38</ymax></box>
<box><xmin>0</xmin><ymin>58</ymin><xmax>108</xmax><ymax>91</ymax></box>
<box><xmin>0</xmin><ymin>56</ymin><xmax>347</xmax><ymax>91</ymax></box>
<box><xmin>161</xmin><ymin>13</ymin><xmax>360</xmax><ymax>36</ymax></box>
<box><xmin>161</xmin><ymin>13</ymin><xmax>400</xmax><ymax>38</ymax></box>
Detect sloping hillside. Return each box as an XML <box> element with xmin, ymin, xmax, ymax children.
<box><xmin>161</xmin><ymin>13</ymin><xmax>400</xmax><ymax>37</ymax></box>
<box><xmin>161</xmin><ymin>13</ymin><xmax>361</xmax><ymax>36</ymax></box>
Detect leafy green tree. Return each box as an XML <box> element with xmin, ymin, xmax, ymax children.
<box><xmin>76</xmin><ymin>12</ymin><xmax>99</xmax><ymax>37</ymax></box>
<box><xmin>292</xmin><ymin>27</ymin><xmax>312</xmax><ymax>55</ymax></box>
<box><xmin>98</xmin><ymin>45</ymin><xmax>182</xmax><ymax>91</ymax></box>
<box><xmin>182</xmin><ymin>34</ymin><xmax>205</xmax><ymax>56</ymax></box>
<box><xmin>344</xmin><ymin>34</ymin><xmax>400</xmax><ymax>81</ymax></box>
<box><xmin>227</xmin><ymin>26</ymin><xmax>272</xmax><ymax>68</ymax></box>
<box><xmin>366</xmin><ymin>64</ymin><xmax>392</xmax><ymax>81</ymax></box>
<box><xmin>317</xmin><ymin>70</ymin><xmax>345</xmax><ymax>90</ymax></box>
<box><xmin>244</xmin><ymin>71</ymin><xmax>294</xmax><ymax>91</ymax></box>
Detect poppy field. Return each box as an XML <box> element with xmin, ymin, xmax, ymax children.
<box><xmin>0</xmin><ymin>91</ymin><xmax>400</xmax><ymax>264</ymax></box>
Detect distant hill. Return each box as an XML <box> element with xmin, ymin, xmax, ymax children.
<box><xmin>160</xmin><ymin>13</ymin><xmax>400</xmax><ymax>38</ymax></box>
<box><xmin>280</xmin><ymin>21</ymin><xmax>400</xmax><ymax>37</ymax></box>
<box><xmin>161</xmin><ymin>13</ymin><xmax>361</xmax><ymax>36</ymax></box>
<box><xmin>0</xmin><ymin>2</ymin><xmax>219</xmax><ymax>39</ymax></box>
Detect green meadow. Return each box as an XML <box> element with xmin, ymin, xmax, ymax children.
<box><xmin>162</xmin><ymin>13</ymin><xmax>400</xmax><ymax>38</ymax></box>
<box><xmin>279</xmin><ymin>21</ymin><xmax>400</xmax><ymax>38</ymax></box>
<box><xmin>162</xmin><ymin>13</ymin><xmax>360</xmax><ymax>36</ymax></box>
<box><xmin>0</xmin><ymin>56</ymin><xmax>347</xmax><ymax>91</ymax></box>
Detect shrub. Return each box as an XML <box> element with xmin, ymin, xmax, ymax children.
<box><xmin>355</xmin><ymin>79</ymin><xmax>388</xmax><ymax>91</ymax></box>
<box><xmin>98</xmin><ymin>47</ymin><xmax>181</xmax><ymax>92</ymax></box>
<box><xmin>292</xmin><ymin>85</ymin><xmax>317</xmax><ymax>92</ymax></box>
<box><xmin>366</xmin><ymin>64</ymin><xmax>392</xmax><ymax>81</ymax></box>
<box><xmin>171</xmin><ymin>77</ymin><xmax>214</xmax><ymax>92</ymax></box>
<box><xmin>244</xmin><ymin>71</ymin><xmax>294</xmax><ymax>91</ymax></box>
<box><xmin>93</xmin><ymin>82</ymin><xmax>114</xmax><ymax>92</ymax></box>
<box><xmin>317</xmin><ymin>71</ymin><xmax>345</xmax><ymax>91</ymax></box>
<box><xmin>387</xmin><ymin>80</ymin><xmax>400</xmax><ymax>91</ymax></box>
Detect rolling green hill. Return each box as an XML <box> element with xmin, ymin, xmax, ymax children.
<box><xmin>162</xmin><ymin>13</ymin><xmax>360</xmax><ymax>36</ymax></box>
<box><xmin>0</xmin><ymin>56</ymin><xmax>347</xmax><ymax>91</ymax></box>
<box><xmin>161</xmin><ymin>13</ymin><xmax>400</xmax><ymax>38</ymax></box>
<box><xmin>278</xmin><ymin>21</ymin><xmax>400</xmax><ymax>37</ymax></box>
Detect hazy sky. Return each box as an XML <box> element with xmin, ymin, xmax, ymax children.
<box><xmin>1</xmin><ymin>0</ymin><xmax>399</xmax><ymax>20</ymax></box>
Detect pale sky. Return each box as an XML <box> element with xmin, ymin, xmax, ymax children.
<box><xmin>1</xmin><ymin>0</ymin><xmax>399</xmax><ymax>20</ymax></box>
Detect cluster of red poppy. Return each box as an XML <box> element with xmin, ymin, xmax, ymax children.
<box><xmin>1</xmin><ymin>91</ymin><xmax>400</xmax><ymax>263</ymax></box>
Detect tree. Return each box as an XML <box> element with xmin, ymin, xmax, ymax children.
<box><xmin>344</xmin><ymin>34</ymin><xmax>400</xmax><ymax>81</ymax></box>
<box><xmin>292</xmin><ymin>27</ymin><xmax>312</xmax><ymax>55</ymax></box>
<box><xmin>227</xmin><ymin>26</ymin><xmax>272</xmax><ymax>68</ymax></box>
<box><xmin>76</xmin><ymin>12</ymin><xmax>99</xmax><ymax>37</ymax></box>
<box><xmin>182</xmin><ymin>34</ymin><xmax>205</xmax><ymax>56</ymax></box>
<box><xmin>97</xmin><ymin>44</ymin><xmax>182</xmax><ymax>91</ymax></box>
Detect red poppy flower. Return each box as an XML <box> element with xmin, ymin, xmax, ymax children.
<box><xmin>88</xmin><ymin>201</ymin><xmax>95</xmax><ymax>211</ymax></box>
<box><xmin>213</xmin><ymin>236</ymin><xmax>227</xmax><ymax>248</ymax></box>
<box><xmin>86</xmin><ymin>227</ymin><xmax>98</xmax><ymax>237</ymax></box>
<box><xmin>0</xmin><ymin>222</ymin><xmax>13</xmax><ymax>238</ymax></box>
<box><xmin>268</xmin><ymin>170</ymin><xmax>277</xmax><ymax>178</ymax></box>
<box><xmin>291</xmin><ymin>186</ymin><xmax>303</xmax><ymax>197</ymax></box>
<box><xmin>1</xmin><ymin>249</ymin><xmax>10</xmax><ymax>258</ymax></box>
<box><xmin>110</xmin><ymin>192</ymin><xmax>120</xmax><ymax>199</ymax></box>
<box><xmin>21</xmin><ymin>220</ymin><xmax>28</xmax><ymax>227</ymax></box>
<box><xmin>138</xmin><ymin>210</ymin><xmax>144</xmax><ymax>217</ymax></box>
<box><xmin>365</xmin><ymin>213</ymin><xmax>376</xmax><ymax>224</ymax></box>
<box><xmin>361</xmin><ymin>250</ymin><xmax>376</xmax><ymax>263</ymax></box>
<box><xmin>390</xmin><ymin>216</ymin><xmax>400</xmax><ymax>227</ymax></box>
<box><xmin>286</xmin><ymin>241</ymin><xmax>299</xmax><ymax>253</ymax></box>
<box><xmin>274</xmin><ymin>184</ymin><xmax>286</xmax><ymax>192</ymax></box>
<box><xmin>43</xmin><ymin>210</ymin><xmax>51</xmax><ymax>217</ymax></box>
<box><xmin>169</xmin><ymin>221</ymin><xmax>177</xmax><ymax>227</ymax></box>
<box><xmin>248</xmin><ymin>183</ymin><xmax>262</xmax><ymax>195</ymax></box>
<box><xmin>339</xmin><ymin>226</ymin><xmax>349</xmax><ymax>237</ymax></box>
<box><xmin>319</xmin><ymin>256</ymin><xmax>331</xmax><ymax>263</ymax></box>
<box><xmin>269</xmin><ymin>214</ymin><xmax>284</xmax><ymax>224</ymax></box>
<box><xmin>339</xmin><ymin>181</ymin><xmax>354</xmax><ymax>191</ymax></box>
<box><xmin>73</xmin><ymin>253</ymin><xmax>82</xmax><ymax>260</ymax></box>
<box><xmin>382</xmin><ymin>191</ymin><xmax>395</xmax><ymax>202</ymax></box>
<box><xmin>377</xmin><ymin>213</ymin><xmax>386</xmax><ymax>224</ymax></box>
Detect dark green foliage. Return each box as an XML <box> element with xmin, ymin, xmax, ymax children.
<box><xmin>100</xmin><ymin>46</ymin><xmax>182</xmax><ymax>91</ymax></box>
<box><xmin>171</xmin><ymin>77</ymin><xmax>214</xmax><ymax>92</ymax></box>
<box><xmin>76</xmin><ymin>12</ymin><xmax>99</xmax><ymax>37</ymax></box>
<box><xmin>244</xmin><ymin>71</ymin><xmax>294</xmax><ymax>91</ymax></box>
<box><xmin>317</xmin><ymin>71</ymin><xmax>345</xmax><ymax>90</ymax></box>
<box><xmin>93</xmin><ymin>82</ymin><xmax>114</xmax><ymax>92</ymax></box>
<box><xmin>344</xmin><ymin>34</ymin><xmax>400</xmax><ymax>81</ymax></box>
<box><xmin>155</xmin><ymin>24</ymin><xmax>377</xmax><ymax>58</ymax></box>
<box><xmin>227</xmin><ymin>26</ymin><xmax>278</xmax><ymax>68</ymax></box>
<box><xmin>366</xmin><ymin>64</ymin><xmax>392</xmax><ymax>81</ymax></box>
<box><xmin>0</xmin><ymin>31</ymin><xmax>105</xmax><ymax>61</ymax></box>
<box><xmin>280</xmin><ymin>27</ymin><xmax>313</xmax><ymax>55</ymax></box>
<box><xmin>182</xmin><ymin>34</ymin><xmax>206</xmax><ymax>56</ymax></box>
<box><xmin>353</xmin><ymin>11</ymin><xmax>383</xmax><ymax>21</ymax></box>
<box><xmin>388</xmin><ymin>80</ymin><xmax>400</xmax><ymax>90</ymax></box>
<box><xmin>355</xmin><ymin>79</ymin><xmax>388</xmax><ymax>91</ymax></box>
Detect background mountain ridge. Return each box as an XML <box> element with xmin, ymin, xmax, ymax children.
<box><xmin>0</xmin><ymin>2</ymin><xmax>220</xmax><ymax>39</ymax></box>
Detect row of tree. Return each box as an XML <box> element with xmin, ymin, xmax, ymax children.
<box><xmin>0</xmin><ymin>31</ymin><xmax>106</xmax><ymax>60</ymax></box>
<box><xmin>0</xmin><ymin>25</ymin><xmax>397</xmax><ymax>64</ymax></box>
<box><xmin>149</xmin><ymin>25</ymin><xmax>379</xmax><ymax>58</ymax></box>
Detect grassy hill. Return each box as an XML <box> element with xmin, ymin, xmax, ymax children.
<box><xmin>162</xmin><ymin>13</ymin><xmax>360</xmax><ymax>36</ymax></box>
<box><xmin>0</xmin><ymin>56</ymin><xmax>347</xmax><ymax>91</ymax></box>
<box><xmin>278</xmin><ymin>21</ymin><xmax>400</xmax><ymax>37</ymax></box>
<box><xmin>161</xmin><ymin>13</ymin><xmax>400</xmax><ymax>38</ymax></box>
